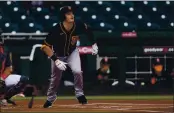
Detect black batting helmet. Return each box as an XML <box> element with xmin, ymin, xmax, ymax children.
<box><xmin>59</xmin><ymin>6</ymin><xmax>73</xmax><ymax>21</ymax></box>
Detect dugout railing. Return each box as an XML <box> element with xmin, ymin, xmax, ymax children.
<box><xmin>97</xmin><ymin>55</ymin><xmax>174</xmax><ymax>86</ymax></box>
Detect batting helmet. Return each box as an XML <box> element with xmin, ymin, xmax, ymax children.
<box><xmin>59</xmin><ymin>6</ymin><xmax>73</xmax><ymax>21</ymax></box>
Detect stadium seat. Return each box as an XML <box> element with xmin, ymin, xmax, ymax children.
<box><xmin>0</xmin><ymin>1</ymin><xmax>173</xmax><ymax>32</ymax></box>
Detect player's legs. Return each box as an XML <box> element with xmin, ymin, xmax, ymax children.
<box><xmin>67</xmin><ymin>48</ymin><xmax>87</xmax><ymax>104</ymax></box>
<box><xmin>44</xmin><ymin>60</ymin><xmax>63</xmax><ymax>107</ymax></box>
<box><xmin>5</xmin><ymin>76</ymin><xmax>28</xmax><ymax>99</ymax></box>
<box><xmin>4</xmin><ymin>76</ymin><xmax>29</xmax><ymax>105</ymax></box>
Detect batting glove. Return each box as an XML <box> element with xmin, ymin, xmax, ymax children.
<box><xmin>55</xmin><ymin>59</ymin><xmax>68</xmax><ymax>71</ymax></box>
<box><xmin>92</xmin><ymin>43</ymin><xmax>98</xmax><ymax>55</ymax></box>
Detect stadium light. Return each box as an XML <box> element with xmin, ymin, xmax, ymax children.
<box><xmin>147</xmin><ymin>22</ymin><xmax>151</xmax><ymax>27</ymax></box>
<box><xmin>171</xmin><ymin>22</ymin><xmax>174</xmax><ymax>27</ymax></box>
<box><xmin>100</xmin><ymin>22</ymin><xmax>105</xmax><ymax>27</ymax></box>
<box><xmin>37</xmin><ymin>7</ymin><xmax>42</xmax><ymax>12</ymax></box>
<box><xmin>129</xmin><ymin>7</ymin><xmax>134</xmax><ymax>12</ymax></box>
<box><xmin>91</xmin><ymin>15</ymin><xmax>96</xmax><ymax>19</ymax></box>
<box><xmin>12</xmin><ymin>31</ymin><xmax>16</xmax><ymax>34</ymax></box>
<box><xmin>53</xmin><ymin>23</ymin><xmax>57</xmax><ymax>26</ymax></box>
<box><xmin>115</xmin><ymin>15</ymin><xmax>119</xmax><ymax>19</ymax></box>
<box><xmin>14</xmin><ymin>7</ymin><xmax>18</xmax><ymax>12</ymax></box>
<box><xmin>108</xmin><ymin>30</ymin><xmax>112</xmax><ymax>33</ymax></box>
<box><xmin>106</xmin><ymin>7</ymin><xmax>111</xmax><ymax>12</ymax></box>
<box><xmin>138</xmin><ymin>15</ymin><xmax>142</xmax><ymax>19</ymax></box>
<box><xmin>124</xmin><ymin>22</ymin><xmax>128</xmax><ymax>27</ymax></box>
<box><xmin>36</xmin><ymin>30</ymin><xmax>41</xmax><ymax>34</ymax></box>
<box><xmin>161</xmin><ymin>15</ymin><xmax>166</xmax><ymax>19</ymax></box>
<box><xmin>7</xmin><ymin>1</ymin><xmax>11</xmax><ymax>5</ymax></box>
<box><xmin>98</xmin><ymin>1</ymin><xmax>103</xmax><ymax>5</ymax></box>
<box><xmin>5</xmin><ymin>23</ymin><xmax>10</xmax><ymax>27</ymax></box>
<box><xmin>83</xmin><ymin>7</ymin><xmax>88</xmax><ymax>12</ymax></box>
<box><xmin>166</xmin><ymin>1</ymin><xmax>170</xmax><ymax>4</ymax></box>
<box><xmin>121</xmin><ymin>1</ymin><xmax>125</xmax><ymax>5</ymax></box>
<box><xmin>29</xmin><ymin>23</ymin><xmax>34</xmax><ymax>27</ymax></box>
<box><xmin>75</xmin><ymin>1</ymin><xmax>80</xmax><ymax>5</ymax></box>
<box><xmin>143</xmin><ymin>1</ymin><xmax>148</xmax><ymax>5</ymax></box>
<box><xmin>45</xmin><ymin>15</ymin><xmax>50</xmax><ymax>20</ymax></box>
<box><xmin>152</xmin><ymin>7</ymin><xmax>157</xmax><ymax>11</ymax></box>
<box><xmin>21</xmin><ymin>15</ymin><xmax>26</xmax><ymax>20</ymax></box>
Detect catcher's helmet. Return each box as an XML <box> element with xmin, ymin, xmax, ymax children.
<box><xmin>59</xmin><ymin>6</ymin><xmax>73</xmax><ymax>21</ymax></box>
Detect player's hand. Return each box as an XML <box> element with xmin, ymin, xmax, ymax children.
<box><xmin>92</xmin><ymin>43</ymin><xmax>98</xmax><ymax>55</ymax></box>
<box><xmin>0</xmin><ymin>77</ymin><xmax>4</xmax><ymax>81</ymax></box>
<box><xmin>55</xmin><ymin>59</ymin><xmax>68</xmax><ymax>71</ymax></box>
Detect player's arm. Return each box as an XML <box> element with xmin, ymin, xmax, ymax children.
<box><xmin>40</xmin><ymin>27</ymin><xmax>67</xmax><ymax>71</ymax></box>
<box><xmin>1</xmin><ymin>52</ymin><xmax>13</xmax><ymax>80</ymax></box>
<box><xmin>41</xmin><ymin>44</ymin><xmax>54</xmax><ymax>57</ymax></box>
<box><xmin>40</xmin><ymin>27</ymin><xmax>54</xmax><ymax>57</ymax></box>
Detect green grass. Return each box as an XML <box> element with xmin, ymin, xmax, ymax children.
<box><xmin>12</xmin><ymin>95</ymin><xmax>173</xmax><ymax>100</ymax></box>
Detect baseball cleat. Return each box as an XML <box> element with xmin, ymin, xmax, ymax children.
<box><xmin>43</xmin><ymin>100</ymin><xmax>53</xmax><ymax>108</ymax></box>
<box><xmin>0</xmin><ymin>99</ymin><xmax>8</xmax><ymax>106</ymax></box>
<box><xmin>77</xmin><ymin>95</ymin><xmax>88</xmax><ymax>105</ymax></box>
<box><xmin>7</xmin><ymin>99</ymin><xmax>17</xmax><ymax>106</ymax></box>
<box><xmin>14</xmin><ymin>93</ymin><xmax>25</xmax><ymax>98</ymax></box>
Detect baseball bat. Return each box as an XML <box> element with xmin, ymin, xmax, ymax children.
<box><xmin>28</xmin><ymin>95</ymin><xmax>34</xmax><ymax>108</ymax></box>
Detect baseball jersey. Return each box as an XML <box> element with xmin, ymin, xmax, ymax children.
<box><xmin>43</xmin><ymin>21</ymin><xmax>95</xmax><ymax>57</ymax></box>
<box><xmin>0</xmin><ymin>46</ymin><xmax>12</xmax><ymax>76</ymax></box>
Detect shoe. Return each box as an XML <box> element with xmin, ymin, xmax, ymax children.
<box><xmin>77</xmin><ymin>95</ymin><xmax>88</xmax><ymax>104</ymax></box>
<box><xmin>0</xmin><ymin>99</ymin><xmax>8</xmax><ymax>106</ymax></box>
<box><xmin>13</xmin><ymin>93</ymin><xmax>25</xmax><ymax>98</ymax></box>
<box><xmin>43</xmin><ymin>100</ymin><xmax>53</xmax><ymax>108</ymax></box>
<box><xmin>7</xmin><ymin>99</ymin><xmax>17</xmax><ymax>106</ymax></box>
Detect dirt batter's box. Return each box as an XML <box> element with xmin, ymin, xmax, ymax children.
<box><xmin>1</xmin><ymin>96</ymin><xmax>173</xmax><ymax>113</ymax></box>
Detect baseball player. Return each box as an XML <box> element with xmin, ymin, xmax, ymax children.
<box><xmin>0</xmin><ymin>74</ymin><xmax>30</xmax><ymax>106</ymax></box>
<box><xmin>41</xmin><ymin>6</ymin><xmax>98</xmax><ymax>108</ymax></box>
<box><xmin>0</xmin><ymin>31</ymin><xmax>35</xmax><ymax>106</ymax></box>
<box><xmin>0</xmin><ymin>30</ymin><xmax>13</xmax><ymax>100</ymax></box>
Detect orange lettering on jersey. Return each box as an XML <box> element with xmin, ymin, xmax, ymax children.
<box><xmin>71</xmin><ymin>36</ymin><xmax>79</xmax><ymax>45</ymax></box>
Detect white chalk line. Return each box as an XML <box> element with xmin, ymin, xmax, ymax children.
<box><xmin>1</xmin><ymin>102</ymin><xmax>173</xmax><ymax>113</ymax></box>
<box><xmin>89</xmin><ymin>102</ymin><xmax>173</xmax><ymax>106</ymax></box>
<box><xmin>134</xmin><ymin>109</ymin><xmax>173</xmax><ymax>113</ymax></box>
<box><xmin>59</xmin><ymin>103</ymin><xmax>172</xmax><ymax>109</ymax></box>
<box><xmin>58</xmin><ymin>102</ymin><xmax>173</xmax><ymax>112</ymax></box>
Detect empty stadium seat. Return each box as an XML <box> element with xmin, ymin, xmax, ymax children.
<box><xmin>0</xmin><ymin>1</ymin><xmax>173</xmax><ymax>33</ymax></box>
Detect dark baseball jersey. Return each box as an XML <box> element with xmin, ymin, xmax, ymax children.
<box><xmin>43</xmin><ymin>21</ymin><xmax>95</xmax><ymax>57</ymax></box>
<box><xmin>0</xmin><ymin>47</ymin><xmax>12</xmax><ymax>75</ymax></box>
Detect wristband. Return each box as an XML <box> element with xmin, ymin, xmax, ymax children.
<box><xmin>50</xmin><ymin>54</ymin><xmax>57</xmax><ymax>61</ymax></box>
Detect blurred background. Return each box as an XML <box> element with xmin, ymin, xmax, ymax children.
<box><xmin>0</xmin><ymin>1</ymin><xmax>174</xmax><ymax>96</ymax></box>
